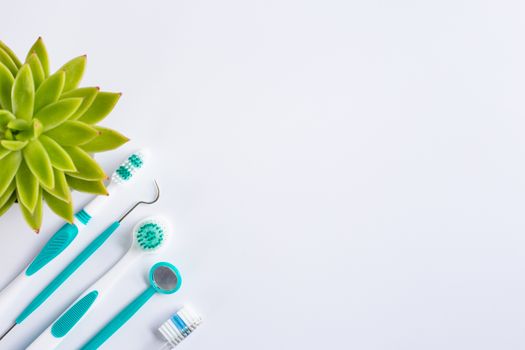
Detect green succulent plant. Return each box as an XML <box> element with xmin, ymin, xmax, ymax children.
<box><xmin>0</xmin><ymin>38</ymin><xmax>129</xmax><ymax>232</ymax></box>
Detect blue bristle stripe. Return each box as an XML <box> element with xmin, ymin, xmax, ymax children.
<box><xmin>75</xmin><ymin>210</ymin><xmax>92</xmax><ymax>224</ymax></box>
<box><xmin>172</xmin><ymin>314</ymin><xmax>190</xmax><ymax>334</ymax></box>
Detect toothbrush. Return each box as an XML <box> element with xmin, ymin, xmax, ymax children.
<box><xmin>158</xmin><ymin>306</ymin><xmax>202</xmax><ymax>349</ymax></box>
<box><xmin>82</xmin><ymin>262</ymin><xmax>182</xmax><ymax>350</ymax></box>
<box><xmin>27</xmin><ymin>217</ymin><xmax>170</xmax><ymax>350</ymax></box>
<box><xmin>0</xmin><ymin>151</ymin><xmax>147</xmax><ymax>340</ymax></box>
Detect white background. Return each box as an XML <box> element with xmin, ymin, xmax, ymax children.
<box><xmin>0</xmin><ymin>0</ymin><xmax>524</xmax><ymax>349</ymax></box>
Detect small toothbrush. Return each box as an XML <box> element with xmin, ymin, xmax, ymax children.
<box><xmin>10</xmin><ymin>181</ymin><xmax>160</xmax><ymax>333</ymax></box>
<box><xmin>158</xmin><ymin>306</ymin><xmax>202</xmax><ymax>349</ymax></box>
<box><xmin>27</xmin><ymin>217</ymin><xmax>170</xmax><ymax>350</ymax></box>
<box><xmin>82</xmin><ymin>262</ymin><xmax>182</xmax><ymax>350</ymax></box>
<box><xmin>0</xmin><ymin>151</ymin><xmax>147</xmax><ymax>339</ymax></box>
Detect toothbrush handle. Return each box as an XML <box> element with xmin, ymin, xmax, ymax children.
<box><xmin>28</xmin><ymin>253</ymin><xmax>137</xmax><ymax>350</ymax></box>
<box><xmin>0</xmin><ymin>219</ymin><xmax>81</xmax><ymax>315</ymax></box>
<box><xmin>81</xmin><ymin>287</ymin><xmax>156</xmax><ymax>350</ymax></box>
<box><xmin>16</xmin><ymin>221</ymin><xmax>121</xmax><ymax>324</ymax></box>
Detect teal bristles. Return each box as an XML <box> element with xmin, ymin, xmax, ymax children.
<box><xmin>111</xmin><ymin>151</ymin><xmax>146</xmax><ymax>184</ymax></box>
<box><xmin>135</xmin><ymin>220</ymin><xmax>166</xmax><ymax>251</ymax></box>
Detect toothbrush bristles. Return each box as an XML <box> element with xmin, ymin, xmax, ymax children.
<box><xmin>158</xmin><ymin>306</ymin><xmax>202</xmax><ymax>348</ymax></box>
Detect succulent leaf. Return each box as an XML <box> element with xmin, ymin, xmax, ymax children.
<box><xmin>0</xmin><ymin>147</ymin><xmax>9</xmax><ymax>160</ymax></box>
<box><xmin>0</xmin><ymin>62</ymin><xmax>14</xmax><ymax>110</ymax></box>
<box><xmin>0</xmin><ymin>48</ymin><xmax>19</xmax><ymax>76</ymax></box>
<box><xmin>0</xmin><ymin>41</ymin><xmax>21</xmax><ymax>68</ymax></box>
<box><xmin>7</xmin><ymin>118</ymin><xmax>30</xmax><ymax>130</ymax></box>
<box><xmin>0</xmin><ymin>180</ymin><xmax>15</xmax><ymax>208</ymax></box>
<box><xmin>66</xmin><ymin>176</ymin><xmax>107</xmax><ymax>195</ymax></box>
<box><xmin>39</xmin><ymin>135</ymin><xmax>76</xmax><ymax>172</ymax></box>
<box><xmin>43</xmin><ymin>190</ymin><xmax>73</xmax><ymax>223</ymax></box>
<box><xmin>62</xmin><ymin>87</ymin><xmax>99</xmax><ymax>120</ymax></box>
<box><xmin>65</xmin><ymin>146</ymin><xmax>106</xmax><ymax>181</ymax></box>
<box><xmin>12</xmin><ymin>64</ymin><xmax>34</xmax><ymax>121</ymax></box>
<box><xmin>81</xmin><ymin>126</ymin><xmax>129</xmax><ymax>152</ymax></box>
<box><xmin>27</xmin><ymin>38</ymin><xmax>49</xmax><ymax>77</ymax></box>
<box><xmin>34</xmin><ymin>71</ymin><xmax>65</xmax><ymax>112</ymax></box>
<box><xmin>23</xmin><ymin>140</ymin><xmax>54</xmax><ymax>188</ymax></box>
<box><xmin>77</xmin><ymin>92</ymin><xmax>120</xmax><ymax>124</ymax></box>
<box><xmin>42</xmin><ymin>168</ymin><xmax>70</xmax><ymax>202</ymax></box>
<box><xmin>26</xmin><ymin>54</ymin><xmax>45</xmax><ymax>88</ymax></box>
<box><xmin>59</xmin><ymin>55</ymin><xmax>86</xmax><ymax>92</ymax></box>
<box><xmin>34</xmin><ymin>98</ymin><xmax>82</xmax><ymax>131</ymax></box>
<box><xmin>19</xmin><ymin>189</ymin><xmax>42</xmax><ymax>233</ymax></box>
<box><xmin>0</xmin><ymin>110</ymin><xmax>15</xmax><ymax>129</ymax></box>
<box><xmin>0</xmin><ymin>192</ymin><xmax>16</xmax><ymax>216</ymax></box>
<box><xmin>45</xmin><ymin>120</ymin><xmax>98</xmax><ymax>146</ymax></box>
<box><xmin>0</xmin><ymin>151</ymin><xmax>21</xmax><ymax>195</ymax></box>
<box><xmin>1</xmin><ymin>140</ymin><xmax>28</xmax><ymax>151</ymax></box>
<box><xmin>16</xmin><ymin>160</ymin><xmax>39</xmax><ymax>211</ymax></box>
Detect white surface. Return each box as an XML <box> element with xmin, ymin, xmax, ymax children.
<box><xmin>0</xmin><ymin>0</ymin><xmax>525</xmax><ymax>349</ymax></box>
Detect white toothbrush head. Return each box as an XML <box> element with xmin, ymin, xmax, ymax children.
<box><xmin>158</xmin><ymin>306</ymin><xmax>202</xmax><ymax>348</ymax></box>
<box><xmin>111</xmin><ymin>150</ymin><xmax>148</xmax><ymax>185</ymax></box>
<box><xmin>131</xmin><ymin>216</ymin><xmax>169</xmax><ymax>253</ymax></box>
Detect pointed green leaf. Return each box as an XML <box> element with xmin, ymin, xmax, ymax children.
<box><xmin>0</xmin><ymin>40</ymin><xmax>21</xmax><ymax>68</ymax></box>
<box><xmin>64</xmin><ymin>146</ymin><xmax>106</xmax><ymax>181</ymax></box>
<box><xmin>0</xmin><ymin>47</ymin><xmax>18</xmax><ymax>76</ymax></box>
<box><xmin>59</xmin><ymin>55</ymin><xmax>86</xmax><ymax>92</ymax></box>
<box><xmin>34</xmin><ymin>98</ymin><xmax>82</xmax><ymax>131</ymax></box>
<box><xmin>0</xmin><ymin>180</ymin><xmax>15</xmax><ymax>208</ymax></box>
<box><xmin>7</xmin><ymin>119</ymin><xmax>30</xmax><ymax>130</ymax></box>
<box><xmin>77</xmin><ymin>92</ymin><xmax>120</xmax><ymax>124</ymax></box>
<box><xmin>27</xmin><ymin>37</ymin><xmax>49</xmax><ymax>77</ymax></box>
<box><xmin>26</xmin><ymin>53</ymin><xmax>45</xmax><ymax>88</ymax></box>
<box><xmin>66</xmin><ymin>176</ymin><xmax>107</xmax><ymax>195</ymax></box>
<box><xmin>0</xmin><ymin>151</ymin><xmax>21</xmax><ymax>195</ymax></box>
<box><xmin>39</xmin><ymin>135</ymin><xmax>76</xmax><ymax>171</ymax></box>
<box><xmin>81</xmin><ymin>126</ymin><xmax>129</xmax><ymax>152</ymax></box>
<box><xmin>0</xmin><ymin>62</ymin><xmax>14</xmax><ymax>110</ymax></box>
<box><xmin>1</xmin><ymin>140</ymin><xmax>28</xmax><ymax>151</ymax></box>
<box><xmin>34</xmin><ymin>71</ymin><xmax>66</xmax><ymax>112</ymax></box>
<box><xmin>0</xmin><ymin>110</ymin><xmax>15</xmax><ymax>130</ymax></box>
<box><xmin>45</xmin><ymin>120</ymin><xmax>98</xmax><ymax>146</ymax></box>
<box><xmin>62</xmin><ymin>87</ymin><xmax>99</xmax><ymax>120</ymax></box>
<box><xmin>16</xmin><ymin>160</ymin><xmax>39</xmax><ymax>211</ymax></box>
<box><xmin>0</xmin><ymin>147</ymin><xmax>10</xmax><ymax>160</ymax></box>
<box><xmin>19</xmin><ymin>189</ymin><xmax>42</xmax><ymax>233</ymax></box>
<box><xmin>0</xmin><ymin>192</ymin><xmax>16</xmax><ymax>217</ymax></box>
<box><xmin>12</xmin><ymin>64</ymin><xmax>34</xmax><ymax>121</ymax></box>
<box><xmin>42</xmin><ymin>168</ymin><xmax>70</xmax><ymax>202</ymax></box>
<box><xmin>43</xmin><ymin>190</ymin><xmax>73</xmax><ymax>223</ymax></box>
<box><xmin>23</xmin><ymin>140</ymin><xmax>54</xmax><ymax>188</ymax></box>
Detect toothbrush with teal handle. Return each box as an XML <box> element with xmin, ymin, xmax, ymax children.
<box><xmin>0</xmin><ymin>151</ymin><xmax>147</xmax><ymax>339</ymax></box>
<box><xmin>82</xmin><ymin>262</ymin><xmax>182</xmax><ymax>350</ymax></box>
<box><xmin>27</xmin><ymin>217</ymin><xmax>170</xmax><ymax>350</ymax></box>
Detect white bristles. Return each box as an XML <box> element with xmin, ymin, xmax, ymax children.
<box><xmin>158</xmin><ymin>306</ymin><xmax>202</xmax><ymax>348</ymax></box>
<box><xmin>110</xmin><ymin>150</ymin><xmax>148</xmax><ymax>184</ymax></box>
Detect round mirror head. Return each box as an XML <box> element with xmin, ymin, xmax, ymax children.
<box><xmin>149</xmin><ymin>262</ymin><xmax>182</xmax><ymax>294</ymax></box>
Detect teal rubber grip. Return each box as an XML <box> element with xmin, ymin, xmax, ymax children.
<box><xmin>81</xmin><ymin>287</ymin><xmax>156</xmax><ymax>350</ymax></box>
<box><xmin>51</xmin><ymin>291</ymin><xmax>99</xmax><ymax>338</ymax></box>
<box><xmin>25</xmin><ymin>223</ymin><xmax>79</xmax><ymax>277</ymax></box>
<box><xmin>16</xmin><ymin>221</ymin><xmax>121</xmax><ymax>324</ymax></box>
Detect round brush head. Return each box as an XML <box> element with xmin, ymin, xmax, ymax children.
<box><xmin>111</xmin><ymin>150</ymin><xmax>148</xmax><ymax>184</ymax></box>
<box><xmin>132</xmin><ymin>217</ymin><xmax>169</xmax><ymax>252</ymax></box>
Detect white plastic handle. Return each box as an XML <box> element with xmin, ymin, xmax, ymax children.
<box><xmin>27</xmin><ymin>252</ymin><xmax>139</xmax><ymax>350</ymax></box>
